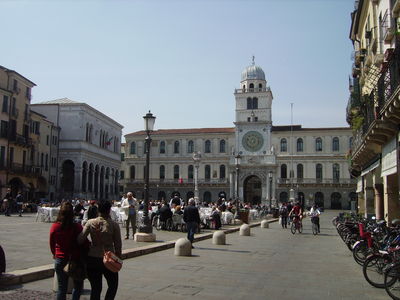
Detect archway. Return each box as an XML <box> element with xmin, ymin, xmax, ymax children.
<box><xmin>244</xmin><ymin>175</ymin><xmax>262</xmax><ymax>205</ymax></box>
<box><xmin>9</xmin><ymin>177</ymin><xmax>24</xmax><ymax>196</ymax></box>
<box><xmin>186</xmin><ymin>191</ymin><xmax>194</xmax><ymax>204</ymax></box>
<box><xmin>158</xmin><ymin>191</ymin><xmax>166</xmax><ymax>201</ymax></box>
<box><xmin>203</xmin><ymin>191</ymin><xmax>212</xmax><ymax>203</ymax></box>
<box><xmin>315</xmin><ymin>192</ymin><xmax>324</xmax><ymax>208</ymax></box>
<box><xmin>331</xmin><ymin>192</ymin><xmax>342</xmax><ymax>209</ymax></box>
<box><xmin>36</xmin><ymin>176</ymin><xmax>47</xmax><ymax>200</ymax></box>
<box><xmin>61</xmin><ymin>160</ymin><xmax>75</xmax><ymax>195</ymax></box>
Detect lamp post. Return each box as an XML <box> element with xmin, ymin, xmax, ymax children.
<box><xmin>193</xmin><ymin>151</ymin><xmax>201</xmax><ymax>204</ymax></box>
<box><xmin>135</xmin><ymin>111</ymin><xmax>156</xmax><ymax>242</ymax></box>
<box><xmin>235</xmin><ymin>154</ymin><xmax>241</xmax><ymax>219</ymax></box>
<box><xmin>268</xmin><ymin>171</ymin><xmax>273</xmax><ymax>211</ymax></box>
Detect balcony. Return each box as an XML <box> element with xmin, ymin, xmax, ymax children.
<box><xmin>122</xmin><ymin>178</ymin><xmax>229</xmax><ymax>186</ymax></box>
<box><xmin>277</xmin><ymin>178</ymin><xmax>356</xmax><ymax>186</ymax></box>
<box><xmin>8</xmin><ymin>163</ymin><xmax>42</xmax><ymax>177</ymax></box>
<box><xmin>9</xmin><ymin>134</ymin><xmax>33</xmax><ymax>147</ymax></box>
<box><xmin>234</xmin><ymin>87</ymin><xmax>270</xmax><ymax>94</ymax></box>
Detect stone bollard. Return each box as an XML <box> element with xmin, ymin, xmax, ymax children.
<box><xmin>174</xmin><ymin>238</ymin><xmax>192</xmax><ymax>256</ymax></box>
<box><xmin>212</xmin><ymin>231</ymin><xmax>226</xmax><ymax>245</ymax></box>
<box><xmin>261</xmin><ymin>220</ymin><xmax>269</xmax><ymax>228</ymax></box>
<box><xmin>239</xmin><ymin>224</ymin><xmax>251</xmax><ymax>236</ymax></box>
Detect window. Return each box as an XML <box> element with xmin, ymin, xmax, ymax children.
<box><xmin>297</xmin><ymin>164</ymin><xmax>303</xmax><ymax>179</ymax></box>
<box><xmin>24</xmin><ymin>104</ymin><xmax>29</xmax><ymax>121</ymax></box>
<box><xmin>187</xmin><ymin>140</ymin><xmax>194</xmax><ymax>153</ymax></box>
<box><xmin>13</xmin><ymin>79</ymin><xmax>18</xmax><ymax>92</ymax></box>
<box><xmin>41</xmin><ymin>153</ymin><xmax>44</xmax><ymax>167</ymax></box>
<box><xmin>219</xmin><ymin>140</ymin><xmax>226</xmax><ymax>153</ymax></box>
<box><xmin>174</xmin><ymin>141</ymin><xmax>180</xmax><ymax>154</ymax></box>
<box><xmin>45</xmin><ymin>154</ymin><xmax>48</xmax><ymax>171</ymax></box>
<box><xmin>0</xmin><ymin>120</ymin><xmax>8</xmax><ymax>138</ymax></box>
<box><xmin>219</xmin><ymin>165</ymin><xmax>226</xmax><ymax>179</ymax></box>
<box><xmin>332</xmin><ymin>137</ymin><xmax>339</xmax><ymax>152</ymax></box>
<box><xmin>160</xmin><ymin>141</ymin><xmax>166</xmax><ymax>154</ymax></box>
<box><xmin>11</xmin><ymin>97</ymin><xmax>16</xmax><ymax>116</ymax></box>
<box><xmin>160</xmin><ymin>165</ymin><xmax>165</xmax><ymax>179</ymax></box>
<box><xmin>46</xmin><ymin>135</ymin><xmax>49</xmax><ymax>145</ymax></box>
<box><xmin>130</xmin><ymin>142</ymin><xmax>136</xmax><ymax>155</ymax></box>
<box><xmin>246</xmin><ymin>97</ymin><xmax>258</xmax><ymax>109</ymax></box>
<box><xmin>349</xmin><ymin>137</ymin><xmax>353</xmax><ymax>149</ymax></box>
<box><xmin>258</xmin><ymin>83</ymin><xmax>263</xmax><ymax>90</ymax></box>
<box><xmin>188</xmin><ymin>165</ymin><xmax>194</xmax><ymax>179</ymax></box>
<box><xmin>205</xmin><ymin>140</ymin><xmax>211</xmax><ymax>153</ymax></box>
<box><xmin>316</xmin><ymin>164</ymin><xmax>323</xmax><ymax>180</ymax></box>
<box><xmin>281</xmin><ymin>164</ymin><xmax>287</xmax><ymax>179</ymax></box>
<box><xmin>316</xmin><ymin>137</ymin><xmax>323</xmax><ymax>151</ymax></box>
<box><xmin>52</xmin><ymin>136</ymin><xmax>58</xmax><ymax>145</ymax></box>
<box><xmin>297</xmin><ymin>138</ymin><xmax>303</xmax><ymax>152</ymax></box>
<box><xmin>2</xmin><ymin>96</ymin><xmax>8</xmax><ymax>113</ymax></box>
<box><xmin>249</xmin><ymin>83</ymin><xmax>254</xmax><ymax>90</ymax></box>
<box><xmin>26</xmin><ymin>87</ymin><xmax>31</xmax><ymax>99</ymax></box>
<box><xmin>0</xmin><ymin>146</ymin><xmax>5</xmax><ymax>167</ymax></box>
<box><xmin>205</xmin><ymin>165</ymin><xmax>211</xmax><ymax>180</ymax></box>
<box><xmin>9</xmin><ymin>147</ymin><xmax>14</xmax><ymax>163</ymax></box>
<box><xmin>173</xmin><ymin>165</ymin><xmax>179</xmax><ymax>179</ymax></box>
<box><xmin>280</xmin><ymin>138</ymin><xmax>287</xmax><ymax>152</ymax></box>
<box><xmin>120</xmin><ymin>171</ymin><xmax>125</xmax><ymax>179</ymax></box>
<box><xmin>121</xmin><ymin>153</ymin><xmax>125</xmax><ymax>161</ymax></box>
<box><xmin>130</xmin><ymin>166</ymin><xmax>135</xmax><ymax>179</ymax></box>
<box><xmin>333</xmin><ymin>163</ymin><xmax>340</xmax><ymax>182</ymax></box>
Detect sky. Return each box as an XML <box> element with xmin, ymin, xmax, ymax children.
<box><xmin>1</xmin><ymin>0</ymin><xmax>354</xmax><ymax>140</ymax></box>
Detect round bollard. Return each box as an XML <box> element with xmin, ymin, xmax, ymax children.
<box><xmin>261</xmin><ymin>220</ymin><xmax>269</xmax><ymax>228</ymax></box>
<box><xmin>239</xmin><ymin>224</ymin><xmax>251</xmax><ymax>236</ymax></box>
<box><xmin>174</xmin><ymin>238</ymin><xmax>192</xmax><ymax>256</ymax></box>
<box><xmin>212</xmin><ymin>230</ymin><xmax>226</xmax><ymax>245</ymax></box>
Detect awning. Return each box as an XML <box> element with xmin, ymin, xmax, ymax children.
<box><xmin>361</xmin><ymin>159</ymin><xmax>380</xmax><ymax>177</ymax></box>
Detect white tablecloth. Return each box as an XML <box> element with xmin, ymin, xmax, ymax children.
<box><xmin>36</xmin><ymin>207</ymin><xmax>59</xmax><ymax>222</ymax></box>
<box><xmin>249</xmin><ymin>209</ymin><xmax>259</xmax><ymax>220</ymax></box>
<box><xmin>221</xmin><ymin>211</ymin><xmax>234</xmax><ymax>225</ymax></box>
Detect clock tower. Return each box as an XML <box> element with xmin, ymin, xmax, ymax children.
<box><xmin>232</xmin><ymin>58</ymin><xmax>276</xmax><ymax>206</ymax></box>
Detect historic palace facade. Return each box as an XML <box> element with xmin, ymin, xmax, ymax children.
<box><xmin>122</xmin><ymin>62</ymin><xmax>355</xmax><ymax>209</ymax></box>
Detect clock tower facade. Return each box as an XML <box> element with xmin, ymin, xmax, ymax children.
<box><xmin>232</xmin><ymin>59</ymin><xmax>277</xmax><ymax>205</ymax></box>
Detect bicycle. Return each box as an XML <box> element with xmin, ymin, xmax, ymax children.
<box><xmin>290</xmin><ymin>214</ymin><xmax>302</xmax><ymax>234</ymax></box>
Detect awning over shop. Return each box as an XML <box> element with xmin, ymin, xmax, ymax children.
<box><xmin>356</xmin><ymin>177</ymin><xmax>363</xmax><ymax>193</ymax></box>
<box><xmin>381</xmin><ymin>137</ymin><xmax>397</xmax><ymax>177</ymax></box>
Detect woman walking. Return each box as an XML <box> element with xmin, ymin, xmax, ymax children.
<box><xmin>78</xmin><ymin>201</ymin><xmax>122</xmax><ymax>300</ymax></box>
<box><xmin>49</xmin><ymin>202</ymin><xmax>83</xmax><ymax>300</ymax></box>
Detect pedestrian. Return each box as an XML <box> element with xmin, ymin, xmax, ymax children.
<box><xmin>121</xmin><ymin>192</ymin><xmax>138</xmax><ymax>239</ymax></box>
<box><xmin>49</xmin><ymin>202</ymin><xmax>84</xmax><ymax>300</ymax></box>
<box><xmin>16</xmin><ymin>191</ymin><xmax>24</xmax><ymax>217</ymax></box>
<box><xmin>279</xmin><ymin>202</ymin><xmax>288</xmax><ymax>228</ymax></box>
<box><xmin>3</xmin><ymin>188</ymin><xmax>12</xmax><ymax>217</ymax></box>
<box><xmin>78</xmin><ymin>200</ymin><xmax>122</xmax><ymax>300</ymax></box>
<box><xmin>82</xmin><ymin>200</ymin><xmax>98</xmax><ymax>225</ymax></box>
<box><xmin>286</xmin><ymin>201</ymin><xmax>293</xmax><ymax>225</ymax></box>
<box><xmin>183</xmin><ymin>198</ymin><xmax>200</xmax><ymax>248</ymax></box>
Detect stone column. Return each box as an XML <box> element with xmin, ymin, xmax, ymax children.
<box><xmin>364</xmin><ymin>186</ymin><xmax>375</xmax><ymax>216</ymax></box>
<box><xmin>384</xmin><ymin>174</ymin><xmax>400</xmax><ymax>224</ymax></box>
<box><xmin>74</xmin><ymin>165</ymin><xmax>82</xmax><ymax>198</ymax></box>
<box><xmin>374</xmin><ymin>183</ymin><xmax>384</xmax><ymax>220</ymax></box>
<box><xmin>229</xmin><ymin>172</ymin><xmax>234</xmax><ymax>199</ymax></box>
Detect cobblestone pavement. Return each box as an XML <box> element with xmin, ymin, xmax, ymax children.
<box><xmin>0</xmin><ymin>287</ymin><xmax>54</xmax><ymax>299</ymax></box>
<box><xmin>16</xmin><ymin>210</ymin><xmax>389</xmax><ymax>300</ymax></box>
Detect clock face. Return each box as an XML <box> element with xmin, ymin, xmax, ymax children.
<box><xmin>242</xmin><ymin>131</ymin><xmax>264</xmax><ymax>152</ymax></box>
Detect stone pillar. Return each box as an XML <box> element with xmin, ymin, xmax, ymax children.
<box><xmin>364</xmin><ymin>186</ymin><xmax>375</xmax><ymax>216</ymax></box>
<box><xmin>229</xmin><ymin>172</ymin><xmax>234</xmax><ymax>199</ymax></box>
<box><xmin>384</xmin><ymin>174</ymin><xmax>400</xmax><ymax>224</ymax></box>
<box><xmin>374</xmin><ymin>183</ymin><xmax>384</xmax><ymax>220</ymax></box>
<box><xmin>74</xmin><ymin>165</ymin><xmax>82</xmax><ymax>197</ymax></box>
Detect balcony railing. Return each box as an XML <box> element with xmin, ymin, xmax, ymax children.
<box><xmin>9</xmin><ymin>134</ymin><xmax>33</xmax><ymax>147</ymax></box>
<box><xmin>277</xmin><ymin>178</ymin><xmax>356</xmax><ymax>185</ymax></box>
<box><xmin>122</xmin><ymin>178</ymin><xmax>229</xmax><ymax>185</ymax></box>
<box><xmin>234</xmin><ymin>87</ymin><xmax>269</xmax><ymax>94</ymax></box>
<box><xmin>8</xmin><ymin>163</ymin><xmax>42</xmax><ymax>176</ymax></box>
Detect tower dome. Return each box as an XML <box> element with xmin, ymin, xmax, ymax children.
<box><xmin>241</xmin><ymin>57</ymin><xmax>265</xmax><ymax>81</ymax></box>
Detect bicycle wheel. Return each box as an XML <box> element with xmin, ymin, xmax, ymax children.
<box><xmin>385</xmin><ymin>264</ymin><xmax>400</xmax><ymax>299</ymax></box>
<box><xmin>353</xmin><ymin>241</ymin><xmax>369</xmax><ymax>266</ymax></box>
<box><xmin>290</xmin><ymin>222</ymin><xmax>296</xmax><ymax>234</ymax></box>
<box><xmin>154</xmin><ymin>216</ymin><xmax>162</xmax><ymax>231</ymax></box>
<box><xmin>363</xmin><ymin>254</ymin><xmax>393</xmax><ymax>288</ymax></box>
<box><xmin>312</xmin><ymin>222</ymin><xmax>318</xmax><ymax>235</ymax></box>
<box><xmin>298</xmin><ymin>223</ymin><xmax>303</xmax><ymax>233</ymax></box>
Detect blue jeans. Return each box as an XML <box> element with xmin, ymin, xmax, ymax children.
<box><xmin>86</xmin><ymin>256</ymin><xmax>118</xmax><ymax>300</ymax></box>
<box><xmin>54</xmin><ymin>258</ymin><xmax>83</xmax><ymax>300</ymax></box>
<box><xmin>186</xmin><ymin>221</ymin><xmax>198</xmax><ymax>243</ymax></box>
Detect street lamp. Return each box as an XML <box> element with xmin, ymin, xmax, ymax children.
<box><xmin>136</xmin><ymin>111</ymin><xmax>156</xmax><ymax>242</ymax></box>
<box><xmin>235</xmin><ymin>154</ymin><xmax>241</xmax><ymax>219</ymax></box>
<box><xmin>268</xmin><ymin>171</ymin><xmax>273</xmax><ymax>211</ymax></box>
<box><xmin>192</xmin><ymin>151</ymin><xmax>201</xmax><ymax>204</ymax></box>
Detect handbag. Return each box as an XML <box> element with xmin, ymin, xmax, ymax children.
<box><xmin>103</xmin><ymin>250</ymin><xmax>123</xmax><ymax>273</ymax></box>
<box><xmin>63</xmin><ymin>259</ymin><xmax>86</xmax><ymax>281</ymax></box>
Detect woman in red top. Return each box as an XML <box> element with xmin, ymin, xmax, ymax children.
<box><xmin>49</xmin><ymin>202</ymin><xmax>83</xmax><ymax>300</ymax></box>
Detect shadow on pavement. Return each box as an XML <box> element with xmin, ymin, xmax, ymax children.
<box><xmin>194</xmin><ymin>247</ymin><xmax>251</xmax><ymax>254</ymax></box>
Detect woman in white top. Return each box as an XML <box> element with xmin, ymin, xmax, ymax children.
<box><xmin>309</xmin><ymin>204</ymin><xmax>321</xmax><ymax>233</ymax></box>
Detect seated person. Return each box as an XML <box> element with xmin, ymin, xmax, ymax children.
<box><xmin>174</xmin><ymin>205</ymin><xmax>183</xmax><ymax>215</ymax></box>
<box><xmin>158</xmin><ymin>202</ymin><xmax>173</xmax><ymax>222</ymax></box>
<box><xmin>210</xmin><ymin>206</ymin><xmax>222</xmax><ymax>230</ymax></box>
<box><xmin>73</xmin><ymin>200</ymin><xmax>86</xmax><ymax>219</ymax></box>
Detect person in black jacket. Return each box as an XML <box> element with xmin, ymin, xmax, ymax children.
<box><xmin>183</xmin><ymin>198</ymin><xmax>200</xmax><ymax>248</ymax></box>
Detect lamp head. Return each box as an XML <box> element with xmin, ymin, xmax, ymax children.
<box><xmin>143</xmin><ymin>110</ymin><xmax>156</xmax><ymax>132</ymax></box>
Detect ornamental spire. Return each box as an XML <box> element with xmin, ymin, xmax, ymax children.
<box><xmin>252</xmin><ymin>55</ymin><xmax>255</xmax><ymax>65</ymax></box>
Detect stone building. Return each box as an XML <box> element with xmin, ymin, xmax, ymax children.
<box><xmin>32</xmin><ymin>98</ymin><xmax>123</xmax><ymax>201</ymax></box>
<box><xmin>348</xmin><ymin>0</ymin><xmax>400</xmax><ymax>222</ymax></box>
<box><xmin>122</xmin><ymin>61</ymin><xmax>355</xmax><ymax>209</ymax></box>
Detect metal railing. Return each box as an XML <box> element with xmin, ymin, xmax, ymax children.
<box><xmin>234</xmin><ymin>87</ymin><xmax>269</xmax><ymax>94</ymax></box>
<box><xmin>123</xmin><ymin>178</ymin><xmax>229</xmax><ymax>185</ymax></box>
<box><xmin>277</xmin><ymin>178</ymin><xmax>356</xmax><ymax>185</ymax></box>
